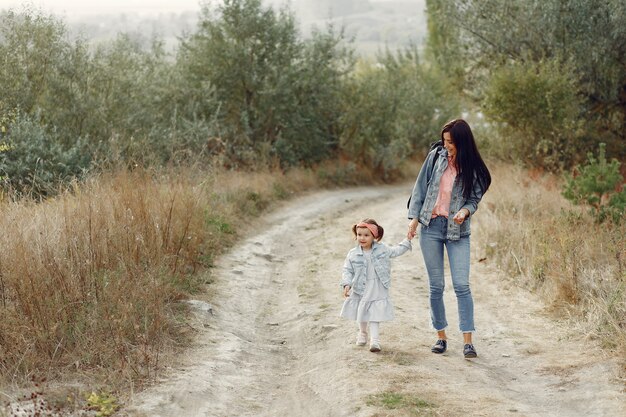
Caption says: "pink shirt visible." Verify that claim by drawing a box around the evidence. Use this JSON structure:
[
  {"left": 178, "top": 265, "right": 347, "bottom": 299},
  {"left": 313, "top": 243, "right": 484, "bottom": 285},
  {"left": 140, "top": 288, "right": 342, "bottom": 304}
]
[{"left": 431, "top": 156, "right": 457, "bottom": 218}]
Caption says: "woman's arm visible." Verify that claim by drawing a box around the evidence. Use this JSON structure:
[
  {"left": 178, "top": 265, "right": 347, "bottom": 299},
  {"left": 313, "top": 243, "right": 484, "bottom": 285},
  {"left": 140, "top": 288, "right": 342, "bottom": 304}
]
[
  {"left": 407, "top": 149, "right": 438, "bottom": 220},
  {"left": 460, "top": 175, "right": 486, "bottom": 217}
]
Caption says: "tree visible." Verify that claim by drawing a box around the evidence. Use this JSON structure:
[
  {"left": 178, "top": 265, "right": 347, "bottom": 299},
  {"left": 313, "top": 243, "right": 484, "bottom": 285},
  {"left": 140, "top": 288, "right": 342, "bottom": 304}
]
[
  {"left": 0, "top": 9, "right": 92, "bottom": 194},
  {"left": 339, "top": 47, "right": 457, "bottom": 179},
  {"left": 425, "top": 0, "right": 626, "bottom": 167},
  {"left": 178, "top": 0, "right": 352, "bottom": 167},
  {"left": 482, "top": 59, "right": 584, "bottom": 169}
]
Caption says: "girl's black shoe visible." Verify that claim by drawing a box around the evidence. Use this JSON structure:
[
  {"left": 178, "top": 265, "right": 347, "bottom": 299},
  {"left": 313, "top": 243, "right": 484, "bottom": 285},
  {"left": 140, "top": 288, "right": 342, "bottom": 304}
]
[
  {"left": 431, "top": 339, "right": 447, "bottom": 354},
  {"left": 463, "top": 343, "right": 477, "bottom": 358}
]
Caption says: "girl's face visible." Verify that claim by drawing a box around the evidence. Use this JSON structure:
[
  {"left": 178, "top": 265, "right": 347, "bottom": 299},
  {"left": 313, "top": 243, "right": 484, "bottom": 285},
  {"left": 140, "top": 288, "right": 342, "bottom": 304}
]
[
  {"left": 443, "top": 131, "right": 457, "bottom": 159},
  {"left": 356, "top": 227, "right": 375, "bottom": 250}
]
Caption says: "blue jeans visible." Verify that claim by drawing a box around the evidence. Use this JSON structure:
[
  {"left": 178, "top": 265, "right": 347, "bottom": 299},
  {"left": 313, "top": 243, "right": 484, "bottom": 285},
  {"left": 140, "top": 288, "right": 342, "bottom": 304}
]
[{"left": 419, "top": 216, "right": 474, "bottom": 333}]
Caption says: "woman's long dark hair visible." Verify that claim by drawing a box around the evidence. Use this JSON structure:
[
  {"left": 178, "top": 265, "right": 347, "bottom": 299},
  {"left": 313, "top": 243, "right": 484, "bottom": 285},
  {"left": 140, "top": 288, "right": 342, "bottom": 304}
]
[{"left": 441, "top": 119, "right": 491, "bottom": 199}]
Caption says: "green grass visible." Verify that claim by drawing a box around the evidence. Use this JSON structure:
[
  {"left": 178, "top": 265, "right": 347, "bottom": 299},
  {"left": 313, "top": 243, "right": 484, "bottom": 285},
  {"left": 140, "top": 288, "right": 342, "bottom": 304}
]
[
  {"left": 367, "top": 392, "right": 436, "bottom": 415},
  {"left": 205, "top": 213, "right": 235, "bottom": 235}
]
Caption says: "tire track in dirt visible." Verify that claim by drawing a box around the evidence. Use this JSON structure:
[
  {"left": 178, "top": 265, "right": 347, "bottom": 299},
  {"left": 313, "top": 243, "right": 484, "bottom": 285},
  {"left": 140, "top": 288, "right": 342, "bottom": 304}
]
[{"left": 122, "top": 185, "right": 625, "bottom": 417}]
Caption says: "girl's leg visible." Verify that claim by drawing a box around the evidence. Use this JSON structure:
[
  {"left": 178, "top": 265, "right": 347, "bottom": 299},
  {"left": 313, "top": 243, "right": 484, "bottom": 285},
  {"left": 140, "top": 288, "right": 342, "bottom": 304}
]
[
  {"left": 369, "top": 321, "right": 381, "bottom": 352},
  {"left": 356, "top": 322, "right": 368, "bottom": 345},
  {"left": 369, "top": 321, "right": 380, "bottom": 344},
  {"left": 419, "top": 218, "right": 448, "bottom": 332},
  {"left": 446, "top": 235, "right": 474, "bottom": 333},
  {"left": 359, "top": 322, "right": 368, "bottom": 334}
]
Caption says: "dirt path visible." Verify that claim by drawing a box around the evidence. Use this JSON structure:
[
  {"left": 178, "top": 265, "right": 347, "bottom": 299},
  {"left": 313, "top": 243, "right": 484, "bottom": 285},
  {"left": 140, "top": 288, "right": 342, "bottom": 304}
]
[{"left": 122, "top": 186, "right": 625, "bottom": 417}]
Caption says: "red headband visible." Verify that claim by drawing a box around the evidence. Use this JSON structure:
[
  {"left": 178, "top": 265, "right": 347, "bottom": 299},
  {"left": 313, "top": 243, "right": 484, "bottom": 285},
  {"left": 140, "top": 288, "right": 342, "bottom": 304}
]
[{"left": 356, "top": 222, "right": 379, "bottom": 238}]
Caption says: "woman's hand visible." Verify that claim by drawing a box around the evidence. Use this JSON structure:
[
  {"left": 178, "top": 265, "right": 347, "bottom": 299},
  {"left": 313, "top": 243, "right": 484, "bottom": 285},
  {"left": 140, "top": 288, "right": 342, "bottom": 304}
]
[
  {"left": 407, "top": 218, "right": 418, "bottom": 239},
  {"left": 453, "top": 208, "right": 470, "bottom": 225},
  {"left": 343, "top": 285, "right": 351, "bottom": 298}
]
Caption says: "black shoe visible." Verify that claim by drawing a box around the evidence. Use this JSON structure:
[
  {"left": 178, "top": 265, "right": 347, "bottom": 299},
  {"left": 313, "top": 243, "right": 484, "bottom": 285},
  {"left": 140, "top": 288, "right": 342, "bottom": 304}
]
[
  {"left": 463, "top": 343, "right": 477, "bottom": 358},
  {"left": 431, "top": 339, "right": 447, "bottom": 354}
]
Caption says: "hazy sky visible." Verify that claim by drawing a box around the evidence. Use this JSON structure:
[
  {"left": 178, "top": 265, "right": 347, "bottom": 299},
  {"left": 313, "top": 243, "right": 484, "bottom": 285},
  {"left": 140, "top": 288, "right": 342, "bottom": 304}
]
[
  {"left": 1, "top": 1, "right": 418, "bottom": 17},
  {"left": 1, "top": 0, "right": 203, "bottom": 16}
]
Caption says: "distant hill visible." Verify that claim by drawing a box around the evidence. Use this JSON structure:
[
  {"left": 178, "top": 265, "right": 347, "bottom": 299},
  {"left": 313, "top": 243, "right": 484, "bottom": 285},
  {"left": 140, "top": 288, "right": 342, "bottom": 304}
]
[
  {"left": 270, "top": 0, "right": 428, "bottom": 56},
  {"left": 8, "top": 0, "right": 427, "bottom": 57}
]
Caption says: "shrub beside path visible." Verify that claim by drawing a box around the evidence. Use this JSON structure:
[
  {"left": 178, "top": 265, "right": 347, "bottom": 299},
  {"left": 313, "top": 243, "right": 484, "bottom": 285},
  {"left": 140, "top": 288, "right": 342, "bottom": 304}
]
[{"left": 122, "top": 185, "right": 625, "bottom": 417}]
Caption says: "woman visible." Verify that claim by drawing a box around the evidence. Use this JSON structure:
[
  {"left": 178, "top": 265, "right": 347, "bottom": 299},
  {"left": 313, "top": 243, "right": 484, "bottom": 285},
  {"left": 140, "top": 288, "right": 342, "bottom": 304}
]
[{"left": 407, "top": 119, "right": 491, "bottom": 358}]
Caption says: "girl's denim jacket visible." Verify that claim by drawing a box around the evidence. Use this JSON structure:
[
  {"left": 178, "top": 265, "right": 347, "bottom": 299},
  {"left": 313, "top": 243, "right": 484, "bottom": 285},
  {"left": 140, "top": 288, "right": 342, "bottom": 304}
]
[
  {"left": 408, "top": 147, "right": 485, "bottom": 240},
  {"left": 340, "top": 239, "right": 412, "bottom": 296}
]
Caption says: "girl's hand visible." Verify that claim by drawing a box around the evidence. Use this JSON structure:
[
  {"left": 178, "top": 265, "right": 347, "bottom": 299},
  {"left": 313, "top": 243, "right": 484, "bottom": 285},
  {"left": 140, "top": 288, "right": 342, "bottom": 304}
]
[
  {"left": 343, "top": 285, "right": 351, "bottom": 298},
  {"left": 453, "top": 209, "right": 470, "bottom": 225},
  {"left": 407, "top": 218, "right": 418, "bottom": 239}
]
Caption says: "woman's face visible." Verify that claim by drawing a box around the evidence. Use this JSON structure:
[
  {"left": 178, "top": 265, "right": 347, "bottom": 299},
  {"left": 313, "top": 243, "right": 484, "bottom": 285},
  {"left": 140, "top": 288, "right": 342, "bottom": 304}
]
[
  {"left": 443, "top": 131, "right": 457, "bottom": 159},
  {"left": 356, "top": 227, "right": 375, "bottom": 250}
]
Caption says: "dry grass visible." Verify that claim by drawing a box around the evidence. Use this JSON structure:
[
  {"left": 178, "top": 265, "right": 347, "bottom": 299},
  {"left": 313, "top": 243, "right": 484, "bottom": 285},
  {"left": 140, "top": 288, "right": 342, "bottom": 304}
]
[
  {"left": 0, "top": 165, "right": 320, "bottom": 395},
  {"left": 475, "top": 161, "right": 626, "bottom": 357},
  {"left": 0, "top": 157, "right": 622, "bottom": 403}
]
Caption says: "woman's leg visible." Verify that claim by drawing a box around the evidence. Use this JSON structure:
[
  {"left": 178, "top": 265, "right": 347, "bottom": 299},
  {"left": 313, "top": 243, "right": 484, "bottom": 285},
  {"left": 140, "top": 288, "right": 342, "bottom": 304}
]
[
  {"left": 419, "top": 218, "right": 448, "bottom": 332},
  {"left": 446, "top": 235, "right": 474, "bottom": 333}
]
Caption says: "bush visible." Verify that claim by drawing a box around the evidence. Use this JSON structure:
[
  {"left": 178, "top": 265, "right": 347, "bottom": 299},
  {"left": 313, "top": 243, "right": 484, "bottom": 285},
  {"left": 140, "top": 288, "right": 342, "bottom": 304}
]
[
  {"left": 339, "top": 47, "right": 456, "bottom": 180},
  {"left": 482, "top": 59, "right": 585, "bottom": 170},
  {"left": 0, "top": 113, "right": 90, "bottom": 196},
  {"left": 562, "top": 143, "right": 625, "bottom": 223}
]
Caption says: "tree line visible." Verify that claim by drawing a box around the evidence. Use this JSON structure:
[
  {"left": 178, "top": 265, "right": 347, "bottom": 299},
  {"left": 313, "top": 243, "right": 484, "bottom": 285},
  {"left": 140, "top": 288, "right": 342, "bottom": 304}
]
[
  {"left": 0, "top": 0, "right": 451, "bottom": 196},
  {"left": 0, "top": 0, "right": 624, "bottom": 202}
]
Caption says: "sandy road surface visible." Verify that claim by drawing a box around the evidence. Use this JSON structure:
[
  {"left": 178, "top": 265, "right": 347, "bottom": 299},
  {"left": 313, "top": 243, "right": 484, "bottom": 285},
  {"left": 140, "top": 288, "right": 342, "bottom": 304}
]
[{"left": 122, "top": 185, "right": 625, "bottom": 417}]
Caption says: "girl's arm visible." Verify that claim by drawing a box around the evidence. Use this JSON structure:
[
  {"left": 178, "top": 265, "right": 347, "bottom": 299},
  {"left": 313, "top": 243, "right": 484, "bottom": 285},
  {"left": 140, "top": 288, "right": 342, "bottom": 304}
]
[
  {"left": 388, "top": 239, "right": 412, "bottom": 258},
  {"left": 340, "top": 256, "right": 354, "bottom": 289}
]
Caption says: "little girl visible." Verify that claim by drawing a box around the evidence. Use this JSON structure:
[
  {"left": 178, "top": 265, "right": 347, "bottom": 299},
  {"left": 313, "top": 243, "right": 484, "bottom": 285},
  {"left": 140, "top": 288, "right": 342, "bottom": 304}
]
[{"left": 340, "top": 218, "right": 412, "bottom": 352}]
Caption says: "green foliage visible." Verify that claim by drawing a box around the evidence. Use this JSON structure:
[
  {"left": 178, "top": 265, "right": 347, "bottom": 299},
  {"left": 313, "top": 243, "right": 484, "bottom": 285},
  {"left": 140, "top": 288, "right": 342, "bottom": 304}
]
[
  {"left": 424, "top": 0, "right": 466, "bottom": 92},
  {"left": 0, "top": 113, "right": 90, "bottom": 196},
  {"left": 366, "top": 392, "right": 436, "bottom": 415},
  {"left": 426, "top": 0, "right": 626, "bottom": 168},
  {"left": 563, "top": 143, "right": 625, "bottom": 223},
  {"left": 483, "top": 59, "right": 584, "bottom": 169},
  {"left": 85, "top": 34, "right": 214, "bottom": 165},
  {"left": 0, "top": 9, "right": 71, "bottom": 116},
  {"left": 178, "top": 0, "right": 352, "bottom": 168},
  {"left": 339, "top": 47, "right": 456, "bottom": 179},
  {"left": 0, "top": 8, "right": 219, "bottom": 194},
  {"left": 86, "top": 391, "right": 119, "bottom": 417},
  {"left": 0, "top": 2, "right": 453, "bottom": 195}
]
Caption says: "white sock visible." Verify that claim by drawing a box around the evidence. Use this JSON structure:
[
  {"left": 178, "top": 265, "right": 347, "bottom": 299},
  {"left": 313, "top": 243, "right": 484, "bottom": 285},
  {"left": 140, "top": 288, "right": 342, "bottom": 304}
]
[
  {"left": 369, "top": 321, "right": 380, "bottom": 343},
  {"left": 359, "top": 322, "right": 368, "bottom": 335}
]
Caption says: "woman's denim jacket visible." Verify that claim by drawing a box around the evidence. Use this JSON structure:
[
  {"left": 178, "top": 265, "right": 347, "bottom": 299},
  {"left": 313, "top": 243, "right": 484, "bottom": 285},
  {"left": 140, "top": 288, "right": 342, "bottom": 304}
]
[
  {"left": 407, "top": 147, "right": 485, "bottom": 240},
  {"left": 340, "top": 239, "right": 411, "bottom": 296}
]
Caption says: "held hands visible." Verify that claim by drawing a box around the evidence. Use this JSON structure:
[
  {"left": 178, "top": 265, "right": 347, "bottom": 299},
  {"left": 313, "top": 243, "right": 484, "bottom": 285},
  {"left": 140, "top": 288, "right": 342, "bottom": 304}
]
[
  {"left": 407, "top": 218, "right": 418, "bottom": 240},
  {"left": 453, "top": 208, "right": 470, "bottom": 225},
  {"left": 343, "top": 285, "right": 351, "bottom": 298}
]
